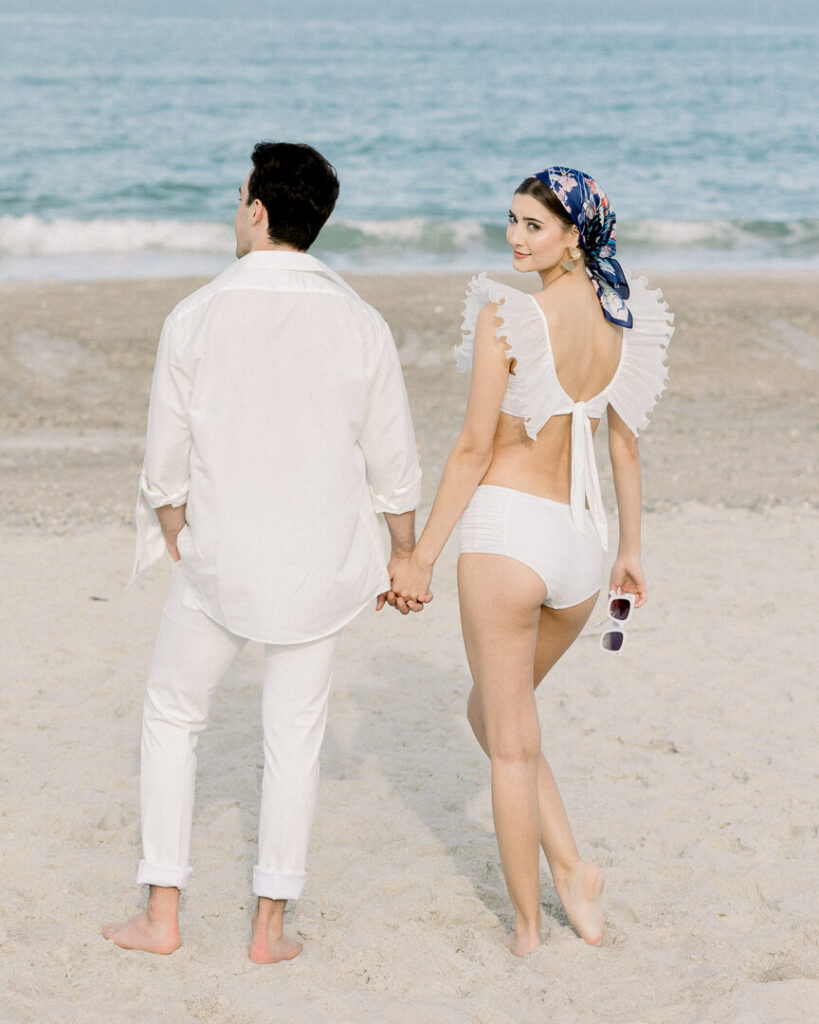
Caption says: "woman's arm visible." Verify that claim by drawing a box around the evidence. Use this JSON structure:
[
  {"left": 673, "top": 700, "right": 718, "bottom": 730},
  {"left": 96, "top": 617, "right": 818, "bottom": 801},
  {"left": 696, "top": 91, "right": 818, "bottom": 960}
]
[
  {"left": 388, "top": 303, "right": 510, "bottom": 604},
  {"left": 607, "top": 404, "right": 647, "bottom": 606}
]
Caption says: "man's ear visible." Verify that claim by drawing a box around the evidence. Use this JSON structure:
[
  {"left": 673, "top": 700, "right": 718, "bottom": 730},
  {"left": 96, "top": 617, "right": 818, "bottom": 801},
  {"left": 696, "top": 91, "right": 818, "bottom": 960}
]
[{"left": 250, "top": 198, "right": 265, "bottom": 226}]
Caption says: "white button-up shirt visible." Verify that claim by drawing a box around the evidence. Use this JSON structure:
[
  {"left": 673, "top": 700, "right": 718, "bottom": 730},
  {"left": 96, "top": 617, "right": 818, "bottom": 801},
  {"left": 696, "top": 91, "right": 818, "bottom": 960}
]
[{"left": 131, "top": 250, "right": 422, "bottom": 644}]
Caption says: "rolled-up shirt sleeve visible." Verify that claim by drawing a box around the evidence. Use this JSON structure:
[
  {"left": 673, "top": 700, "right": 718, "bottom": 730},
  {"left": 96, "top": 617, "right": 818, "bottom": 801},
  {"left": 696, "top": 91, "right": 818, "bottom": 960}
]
[
  {"left": 130, "top": 313, "right": 194, "bottom": 582},
  {"left": 358, "top": 321, "right": 422, "bottom": 515}
]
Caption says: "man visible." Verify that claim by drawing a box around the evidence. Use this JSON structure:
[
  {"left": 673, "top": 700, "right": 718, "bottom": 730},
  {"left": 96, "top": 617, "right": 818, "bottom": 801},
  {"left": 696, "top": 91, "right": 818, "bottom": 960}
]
[{"left": 103, "top": 142, "right": 423, "bottom": 962}]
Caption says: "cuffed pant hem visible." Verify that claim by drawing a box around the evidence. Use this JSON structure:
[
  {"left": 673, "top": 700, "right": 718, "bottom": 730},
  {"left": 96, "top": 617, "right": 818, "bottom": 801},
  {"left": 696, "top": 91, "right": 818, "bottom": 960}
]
[
  {"left": 137, "top": 859, "right": 192, "bottom": 890},
  {"left": 253, "top": 866, "right": 306, "bottom": 901}
]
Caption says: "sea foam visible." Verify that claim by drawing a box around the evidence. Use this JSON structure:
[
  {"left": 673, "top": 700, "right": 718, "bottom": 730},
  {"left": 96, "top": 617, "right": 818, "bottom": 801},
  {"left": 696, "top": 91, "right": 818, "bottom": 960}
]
[{"left": 1, "top": 215, "right": 817, "bottom": 281}]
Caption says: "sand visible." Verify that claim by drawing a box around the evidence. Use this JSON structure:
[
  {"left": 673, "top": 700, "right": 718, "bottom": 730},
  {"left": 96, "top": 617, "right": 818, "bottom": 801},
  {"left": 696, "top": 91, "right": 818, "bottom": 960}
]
[{"left": 1, "top": 270, "right": 818, "bottom": 1023}]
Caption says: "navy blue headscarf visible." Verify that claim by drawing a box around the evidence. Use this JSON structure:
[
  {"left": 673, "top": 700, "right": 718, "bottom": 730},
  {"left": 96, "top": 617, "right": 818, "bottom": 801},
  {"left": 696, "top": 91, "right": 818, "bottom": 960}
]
[{"left": 534, "top": 166, "right": 632, "bottom": 329}]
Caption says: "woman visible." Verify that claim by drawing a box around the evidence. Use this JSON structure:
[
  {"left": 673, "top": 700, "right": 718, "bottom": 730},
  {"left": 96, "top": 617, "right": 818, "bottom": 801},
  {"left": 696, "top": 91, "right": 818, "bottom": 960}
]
[{"left": 388, "top": 167, "right": 672, "bottom": 956}]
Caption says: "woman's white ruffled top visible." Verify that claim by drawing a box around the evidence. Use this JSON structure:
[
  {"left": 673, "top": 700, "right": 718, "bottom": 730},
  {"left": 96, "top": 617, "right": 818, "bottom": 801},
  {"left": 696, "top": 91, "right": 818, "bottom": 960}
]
[{"left": 455, "top": 272, "right": 673, "bottom": 550}]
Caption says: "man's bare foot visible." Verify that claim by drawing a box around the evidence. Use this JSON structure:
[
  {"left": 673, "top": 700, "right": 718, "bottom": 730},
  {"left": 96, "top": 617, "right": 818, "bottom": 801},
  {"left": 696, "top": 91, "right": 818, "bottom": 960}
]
[
  {"left": 102, "top": 885, "right": 181, "bottom": 955},
  {"left": 553, "top": 860, "right": 605, "bottom": 945},
  {"left": 102, "top": 909, "right": 180, "bottom": 954},
  {"left": 248, "top": 899, "right": 303, "bottom": 964}
]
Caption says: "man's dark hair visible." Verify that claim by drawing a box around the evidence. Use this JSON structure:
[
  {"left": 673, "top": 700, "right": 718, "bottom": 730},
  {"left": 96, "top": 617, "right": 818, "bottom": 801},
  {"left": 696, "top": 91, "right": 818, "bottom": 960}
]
[{"left": 247, "top": 142, "right": 339, "bottom": 251}]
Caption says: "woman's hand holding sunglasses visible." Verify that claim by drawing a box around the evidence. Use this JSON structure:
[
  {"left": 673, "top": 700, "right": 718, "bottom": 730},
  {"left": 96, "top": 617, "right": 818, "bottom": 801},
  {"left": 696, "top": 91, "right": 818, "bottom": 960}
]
[
  {"left": 602, "top": 555, "right": 646, "bottom": 654},
  {"left": 608, "top": 554, "right": 646, "bottom": 608}
]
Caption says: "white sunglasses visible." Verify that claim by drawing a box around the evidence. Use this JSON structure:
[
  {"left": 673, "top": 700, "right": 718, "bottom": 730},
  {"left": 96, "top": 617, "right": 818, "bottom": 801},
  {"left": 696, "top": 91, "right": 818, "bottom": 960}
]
[{"left": 600, "top": 591, "right": 635, "bottom": 654}]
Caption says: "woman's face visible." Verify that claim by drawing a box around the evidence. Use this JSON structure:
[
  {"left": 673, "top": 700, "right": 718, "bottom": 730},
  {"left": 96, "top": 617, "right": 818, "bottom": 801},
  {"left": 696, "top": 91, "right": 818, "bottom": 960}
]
[{"left": 506, "top": 192, "right": 578, "bottom": 274}]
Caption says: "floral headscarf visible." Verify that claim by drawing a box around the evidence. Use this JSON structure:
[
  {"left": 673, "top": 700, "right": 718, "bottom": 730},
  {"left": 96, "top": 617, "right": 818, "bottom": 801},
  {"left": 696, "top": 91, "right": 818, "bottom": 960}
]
[{"left": 534, "top": 166, "right": 632, "bottom": 329}]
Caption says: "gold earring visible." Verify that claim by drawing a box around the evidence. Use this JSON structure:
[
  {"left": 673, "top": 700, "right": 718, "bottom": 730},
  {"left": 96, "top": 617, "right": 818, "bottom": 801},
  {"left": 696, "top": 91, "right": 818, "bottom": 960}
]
[{"left": 561, "top": 246, "right": 582, "bottom": 271}]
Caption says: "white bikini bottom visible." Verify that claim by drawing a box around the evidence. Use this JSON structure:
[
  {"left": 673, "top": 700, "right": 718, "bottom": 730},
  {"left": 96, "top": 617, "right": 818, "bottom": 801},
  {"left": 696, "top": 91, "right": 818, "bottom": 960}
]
[{"left": 459, "top": 484, "right": 604, "bottom": 610}]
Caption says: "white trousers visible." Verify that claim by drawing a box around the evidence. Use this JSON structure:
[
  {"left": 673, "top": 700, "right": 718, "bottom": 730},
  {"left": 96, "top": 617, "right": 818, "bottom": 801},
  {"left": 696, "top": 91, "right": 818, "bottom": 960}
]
[{"left": 136, "top": 565, "right": 341, "bottom": 900}]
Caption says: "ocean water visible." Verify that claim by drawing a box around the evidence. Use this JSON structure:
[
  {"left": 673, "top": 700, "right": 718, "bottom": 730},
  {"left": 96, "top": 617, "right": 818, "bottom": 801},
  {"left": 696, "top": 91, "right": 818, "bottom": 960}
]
[{"left": 1, "top": 0, "right": 817, "bottom": 280}]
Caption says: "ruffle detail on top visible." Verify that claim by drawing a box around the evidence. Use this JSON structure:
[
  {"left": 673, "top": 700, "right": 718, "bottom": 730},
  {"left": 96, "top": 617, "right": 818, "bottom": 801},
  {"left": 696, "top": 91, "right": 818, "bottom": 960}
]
[
  {"left": 456, "top": 272, "right": 503, "bottom": 372},
  {"left": 456, "top": 272, "right": 562, "bottom": 440},
  {"left": 456, "top": 271, "right": 673, "bottom": 441},
  {"left": 606, "top": 275, "right": 674, "bottom": 436}
]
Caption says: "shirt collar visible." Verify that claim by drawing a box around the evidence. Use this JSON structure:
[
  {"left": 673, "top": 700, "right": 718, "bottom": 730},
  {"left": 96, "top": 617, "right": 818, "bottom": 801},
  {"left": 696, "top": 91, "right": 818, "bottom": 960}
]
[
  {"left": 239, "top": 249, "right": 330, "bottom": 274},
  {"left": 237, "top": 249, "right": 353, "bottom": 292}
]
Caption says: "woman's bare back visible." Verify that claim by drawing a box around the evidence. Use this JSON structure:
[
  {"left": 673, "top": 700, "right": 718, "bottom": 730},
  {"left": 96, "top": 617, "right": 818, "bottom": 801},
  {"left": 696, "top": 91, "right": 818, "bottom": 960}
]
[{"left": 482, "top": 273, "right": 623, "bottom": 503}]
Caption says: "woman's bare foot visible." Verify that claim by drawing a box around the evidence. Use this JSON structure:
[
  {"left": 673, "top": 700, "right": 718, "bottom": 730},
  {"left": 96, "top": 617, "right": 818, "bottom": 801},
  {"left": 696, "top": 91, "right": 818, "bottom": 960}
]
[
  {"left": 553, "top": 860, "right": 605, "bottom": 945},
  {"left": 504, "top": 929, "right": 541, "bottom": 958},
  {"left": 248, "top": 898, "right": 303, "bottom": 964},
  {"left": 102, "top": 885, "right": 181, "bottom": 954},
  {"left": 504, "top": 910, "right": 542, "bottom": 958}
]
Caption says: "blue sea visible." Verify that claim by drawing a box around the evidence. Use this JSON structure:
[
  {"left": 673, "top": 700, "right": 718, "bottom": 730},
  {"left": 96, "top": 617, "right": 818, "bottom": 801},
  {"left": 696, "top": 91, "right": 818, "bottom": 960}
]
[{"left": 1, "top": 0, "right": 817, "bottom": 280}]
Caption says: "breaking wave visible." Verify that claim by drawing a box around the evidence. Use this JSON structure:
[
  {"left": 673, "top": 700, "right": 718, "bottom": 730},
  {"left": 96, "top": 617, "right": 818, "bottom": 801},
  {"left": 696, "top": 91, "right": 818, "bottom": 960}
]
[{"left": 1, "top": 215, "right": 817, "bottom": 280}]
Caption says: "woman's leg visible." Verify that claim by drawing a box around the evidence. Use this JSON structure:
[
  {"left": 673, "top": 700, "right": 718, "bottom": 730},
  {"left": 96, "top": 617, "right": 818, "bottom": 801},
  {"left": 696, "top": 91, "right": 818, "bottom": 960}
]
[
  {"left": 458, "top": 552, "right": 548, "bottom": 956},
  {"left": 466, "top": 592, "right": 605, "bottom": 944},
  {"left": 531, "top": 599, "right": 605, "bottom": 944}
]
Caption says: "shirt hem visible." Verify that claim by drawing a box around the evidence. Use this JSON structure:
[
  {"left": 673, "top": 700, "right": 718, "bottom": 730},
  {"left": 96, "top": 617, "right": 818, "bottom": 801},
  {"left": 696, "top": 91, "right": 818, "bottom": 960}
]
[{"left": 188, "top": 583, "right": 387, "bottom": 646}]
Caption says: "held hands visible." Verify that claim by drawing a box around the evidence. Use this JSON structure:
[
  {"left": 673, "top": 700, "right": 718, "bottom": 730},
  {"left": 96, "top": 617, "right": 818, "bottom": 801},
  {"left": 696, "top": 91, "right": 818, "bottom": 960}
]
[
  {"left": 375, "top": 550, "right": 434, "bottom": 615},
  {"left": 609, "top": 553, "right": 647, "bottom": 608}
]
